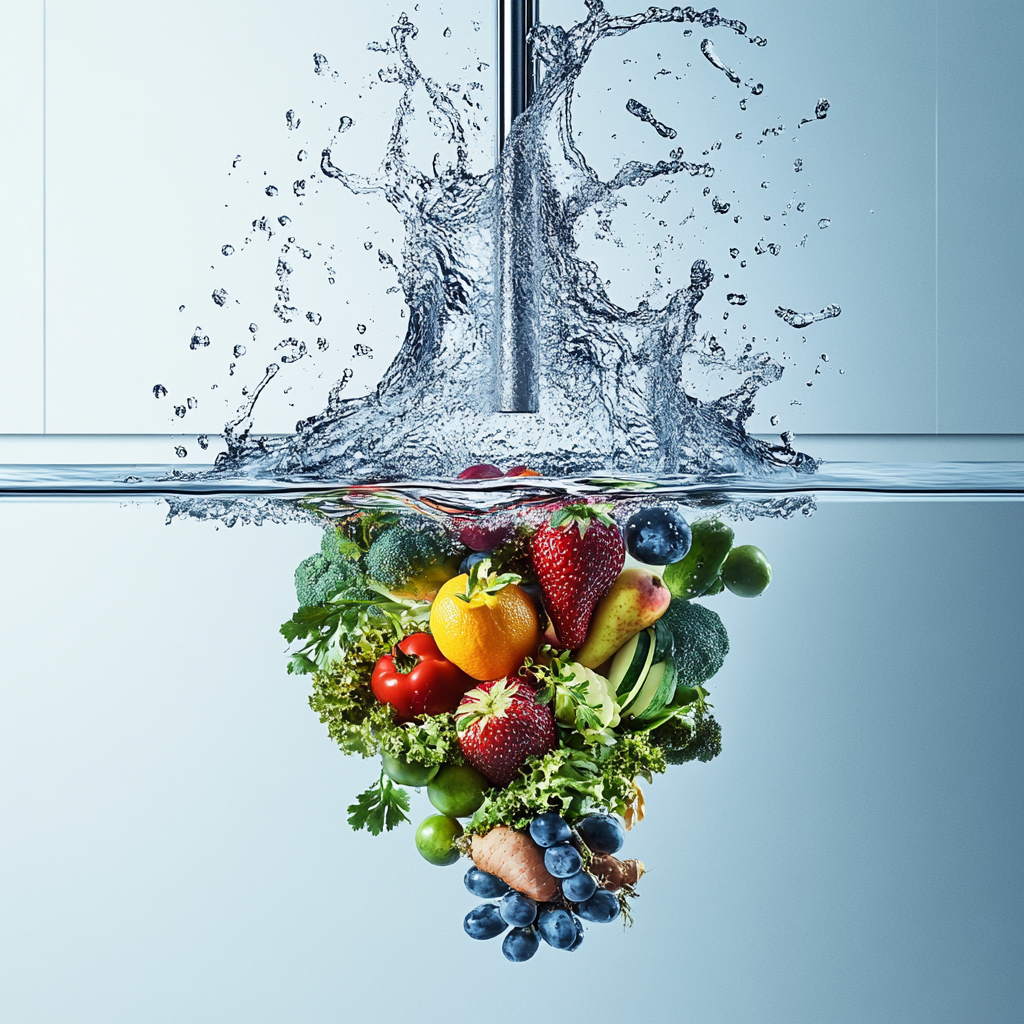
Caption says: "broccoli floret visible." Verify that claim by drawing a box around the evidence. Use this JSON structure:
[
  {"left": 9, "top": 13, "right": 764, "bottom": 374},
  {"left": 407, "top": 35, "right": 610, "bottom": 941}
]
[
  {"left": 660, "top": 598, "right": 730, "bottom": 687},
  {"left": 294, "top": 551, "right": 359, "bottom": 607},
  {"left": 364, "top": 521, "right": 462, "bottom": 599},
  {"left": 651, "top": 711, "right": 722, "bottom": 765}
]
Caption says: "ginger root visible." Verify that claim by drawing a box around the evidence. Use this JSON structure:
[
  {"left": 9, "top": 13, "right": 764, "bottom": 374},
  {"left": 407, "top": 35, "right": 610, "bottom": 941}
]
[
  {"left": 591, "top": 853, "right": 645, "bottom": 891},
  {"left": 470, "top": 826, "right": 560, "bottom": 902}
]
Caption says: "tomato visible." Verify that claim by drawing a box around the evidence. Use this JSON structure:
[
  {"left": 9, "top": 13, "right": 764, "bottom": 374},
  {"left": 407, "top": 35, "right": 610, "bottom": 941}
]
[{"left": 371, "top": 633, "right": 474, "bottom": 719}]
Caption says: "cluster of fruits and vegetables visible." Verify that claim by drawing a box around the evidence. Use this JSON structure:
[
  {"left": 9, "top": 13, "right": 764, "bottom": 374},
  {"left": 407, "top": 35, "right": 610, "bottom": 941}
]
[{"left": 281, "top": 477, "right": 772, "bottom": 961}]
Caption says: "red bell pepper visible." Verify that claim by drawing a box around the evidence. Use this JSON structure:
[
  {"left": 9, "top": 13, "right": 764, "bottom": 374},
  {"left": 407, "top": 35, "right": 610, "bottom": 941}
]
[{"left": 371, "top": 633, "right": 474, "bottom": 719}]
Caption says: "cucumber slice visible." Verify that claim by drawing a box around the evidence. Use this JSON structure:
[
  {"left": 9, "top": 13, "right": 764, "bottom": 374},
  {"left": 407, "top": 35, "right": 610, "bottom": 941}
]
[
  {"left": 632, "top": 658, "right": 678, "bottom": 723},
  {"left": 652, "top": 616, "right": 675, "bottom": 664},
  {"left": 609, "top": 628, "right": 655, "bottom": 705},
  {"left": 625, "top": 656, "right": 677, "bottom": 721}
]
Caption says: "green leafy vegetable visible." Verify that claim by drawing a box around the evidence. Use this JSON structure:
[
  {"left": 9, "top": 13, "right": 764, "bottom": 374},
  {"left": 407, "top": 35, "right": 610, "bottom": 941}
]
[
  {"left": 347, "top": 772, "right": 411, "bottom": 835},
  {"left": 466, "top": 733, "right": 666, "bottom": 835}
]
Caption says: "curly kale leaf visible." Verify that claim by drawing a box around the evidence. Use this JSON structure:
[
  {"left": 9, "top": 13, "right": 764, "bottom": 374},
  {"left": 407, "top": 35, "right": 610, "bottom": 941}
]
[
  {"left": 281, "top": 584, "right": 430, "bottom": 675},
  {"left": 347, "top": 772, "right": 411, "bottom": 835},
  {"left": 376, "top": 713, "right": 463, "bottom": 769},
  {"left": 465, "top": 734, "right": 667, "bottom": 835}
]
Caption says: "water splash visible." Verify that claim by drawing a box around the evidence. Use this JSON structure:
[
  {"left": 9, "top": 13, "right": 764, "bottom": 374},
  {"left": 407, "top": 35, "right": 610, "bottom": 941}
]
[
  {"left": 203, "top": 4, "right": 831, "bottom": 484},
  {"left": 625, "top": 98, "right": 678, "bottom": 139}
]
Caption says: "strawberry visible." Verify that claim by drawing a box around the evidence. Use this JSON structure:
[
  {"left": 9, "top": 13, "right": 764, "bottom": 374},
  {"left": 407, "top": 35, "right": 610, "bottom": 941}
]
[
  {"left": 529, "top": 503, "right": 625, "bottom": 648},
  {"left": 456, "top": 678, "right": 556, "bottom": 787}
]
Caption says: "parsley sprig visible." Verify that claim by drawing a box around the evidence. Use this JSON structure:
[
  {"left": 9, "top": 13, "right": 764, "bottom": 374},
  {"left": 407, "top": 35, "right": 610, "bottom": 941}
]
[{"left": 347, "top": 772, "right": 411, "bottom": 835}]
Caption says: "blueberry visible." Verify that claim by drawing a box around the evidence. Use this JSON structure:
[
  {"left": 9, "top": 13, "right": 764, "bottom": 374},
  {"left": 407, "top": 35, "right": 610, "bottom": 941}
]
[
  {"left": 561, "top": 870, "right": 598, "bottom": 904},
  {"left": 577, "top": 889, "right": 621, "bottom": 925},
  {"left": 577, "top": 813, "right": 625, "bottom": 855},
  {"left": 624, "top": 506, "right": 692, "bottom": 565},
  {"left": 544, "top": 843, "right": 583, "bottom": 878},
  {"left": 464, "top": 867, "right": 510, "bottom": 899},
  {"left": 464, "top": 903, "right": 508, "bottom": 940},
  {"left": 502, "top": 926, "right": 540, "bottom": 962},
  {"left": 529, "top": 812, "right": 572, "bottom": 848},
  {"left": 499, "top": 891, "right": 537, "bottom": 927},
  {"left": 459, "top": 550, "right": 490, "bottom": 576},
  {"left": 536, "top": 907, "right": 577, "bottom": 949}
]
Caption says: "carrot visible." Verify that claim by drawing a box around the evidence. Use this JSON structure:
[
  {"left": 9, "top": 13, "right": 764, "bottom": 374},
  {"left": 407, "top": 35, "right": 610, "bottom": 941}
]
[
  {"left": 470, "top": 826, "right": 560, "bottom": 902},
  {"left": 591, "top": 853, "right": 645, "bottom": 891}
]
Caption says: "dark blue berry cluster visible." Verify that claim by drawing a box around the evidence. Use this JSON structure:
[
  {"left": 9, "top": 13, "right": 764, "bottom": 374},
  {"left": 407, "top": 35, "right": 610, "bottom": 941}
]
[{"left": 462, "top": 812, "right": 631, "bottom": 962}]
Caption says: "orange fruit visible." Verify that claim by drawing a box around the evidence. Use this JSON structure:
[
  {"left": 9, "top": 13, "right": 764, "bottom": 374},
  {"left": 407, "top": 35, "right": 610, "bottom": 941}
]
[{"left": 430, "top": 568, "right": 540, "bottom": 681}]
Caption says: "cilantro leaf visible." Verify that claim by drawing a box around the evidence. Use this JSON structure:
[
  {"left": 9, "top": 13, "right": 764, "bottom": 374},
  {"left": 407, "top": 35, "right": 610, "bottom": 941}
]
[{"left": 347, "top": 774, "right": 411, "bottom": 836}]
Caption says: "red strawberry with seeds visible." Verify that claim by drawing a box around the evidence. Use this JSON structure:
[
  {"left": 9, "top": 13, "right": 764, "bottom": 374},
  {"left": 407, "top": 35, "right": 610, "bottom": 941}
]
[
  {"left": 456, "top": 678, "right": 556, "bottom": 787},
  {"left": 529, "top": 503, "right": 625, "bottom": 649}
]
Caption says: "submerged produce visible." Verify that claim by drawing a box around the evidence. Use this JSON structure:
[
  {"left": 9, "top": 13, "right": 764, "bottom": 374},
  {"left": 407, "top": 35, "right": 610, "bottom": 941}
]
[{"left": 281, "top": 488, "right": 772, "bottom": 961}]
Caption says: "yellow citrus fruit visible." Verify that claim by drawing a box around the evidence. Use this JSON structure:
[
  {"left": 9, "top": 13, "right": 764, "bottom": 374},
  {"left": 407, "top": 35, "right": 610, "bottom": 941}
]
[{"left": 430, "top": 572, "right": 540, "bottom": 681}]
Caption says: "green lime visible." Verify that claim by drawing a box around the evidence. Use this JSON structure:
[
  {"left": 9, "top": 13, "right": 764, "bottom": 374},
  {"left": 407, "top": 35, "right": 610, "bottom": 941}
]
[
  {"left": 722, "top": 544, "right": 772, "bottom": 597},
  {"left": 427, "top": 764, "right": 490, "bottom": 817},
  {"left": 381, "top": 750, "right": 439, "bottom": 787},
  {"left": 415, "top": 814, "right": 463, "bottom": 866},
  {"left": 663, "top": 519, "right": 734, "bottom": 599}
]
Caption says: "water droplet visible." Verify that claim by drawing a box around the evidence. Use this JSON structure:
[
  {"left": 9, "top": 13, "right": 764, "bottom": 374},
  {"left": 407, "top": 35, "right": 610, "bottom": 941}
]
[
  {"left": 815, "top": 98, "right": 830, "bottom": 119},
  {"left": 839, "top": 368, "right": 846, "bottom": 374},
  {"left": 761, "top": 181, "right": 770, "bottom": 188},
  {"left": 794, "top": 158, "right": 803, "bottom": 173},
  {"left": 818, "top": 218, "right": 831, "bottom": 230},
  {"left": 338, "top": 116, "right": 354, "bottom": 133},
  {"left": 187, "top": 396, "right": 197, "bottom": 409},
  {"left": 233, "top": 344, "right": 246, "bottom": 358},
  {"left": 363, "top": 241, "right": 373, "bottom": 250},
  {"left": 770, "top": 415, "right": 779, "bottom": 426},
  {"left": 278, "top": 215, "right": 291, "bottom": 226},
  {"left": 221, "top": 244, "right": 234, "bottom": 256},
  {"left": 305, "top": 311, "right": 322, "bottom": 325},
  {"left": 751, "top": 83, "right": 764, "bottom": 95},
  {"left": 712, "top": 196, "right": 731, "bottom": 214},
  {"left": 797, "top": 202, "right": 806, "bottom": 212},
  {"left": 197, "top": 434, "right": 210, "bottom": 450},
  {"left": 297, "top": 149, "right": 307, "bottom": 162},
  {"left": 265, "top": 185, "right": 278, "bottom": 197},
  {"left": 174, "top": 404, "right": 186, "bottom": 418},
  {"left": 356, "top": 323, "right": 367, "bottom": 334},
  {"left": 740, "top": 260, "right": 747, "bottom": 267},
  {"left": 285, "top": 109, "right": 300, "bottom": 130},
  {"left": 249, "top": 323, "right": 258, "bottom": 334},
  {"left": 726, "top": 293, "right": 748, "bottom": 305},
  {"left": 768, "top": 242, "right": 781, "bottom": 256},
  {"left": 275, "top": 338, "right": 307, "bottom": 363},
  {"left": 781, "top": 430, "right": 794, "bottom": 446},
  {"left": 443, "top": 26, "right": 451, "bottom": 37},
  {"left": 190, "top": 328, "right": 210, "bottom": 350},
  {"left": 729, "top": 247, "right": 739, "bottom": 258},
  {"left": 739, "top": 98, "right": 747, "bottom": 110},
  {"left": 820, "top": 353, "right": 829, "bottom": 361},
  {"left": 174, "top": 446, "right": 187, "bottom": 458},
  {"left": 313, "top": 53, "right": 330, "bottom": 76},
  {"left": 293, "top": 179, "right": 306, "bottom": 197},
  {"left": 212, "top": 288, "right": 228, "bottom": 306},
  {"left": 317, "top": 337, "right": 329, "bottom": 351},
  {"left": 152, "top": 385, "right": 167, "bottom": 398},
  {"left": 354, "top": 343, "right": 373, "bottom": 358},
  {"left": 178, "top": 304, "right": 185, "bottom": 312},
  {"left": 231, "top": 155, "right": 242, "bottom": 168}
]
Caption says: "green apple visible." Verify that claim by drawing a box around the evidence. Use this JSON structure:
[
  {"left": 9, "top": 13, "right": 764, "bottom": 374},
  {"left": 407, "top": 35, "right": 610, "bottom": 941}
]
[
  {"left": 415, "top": 814, "right": 463, "bottom": 866},
  {"left": 427, "top": 764, "right": 490, "bottom": 817},
  {"left": 722, "top": 544, "right": 772, "bottom": 597},
  {"left": 381, "top": 750, "right": 438, "bottom": 787}
]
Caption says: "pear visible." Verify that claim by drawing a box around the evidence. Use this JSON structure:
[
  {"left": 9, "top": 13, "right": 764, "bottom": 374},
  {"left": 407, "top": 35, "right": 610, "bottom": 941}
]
[{"left": 574, "top": 569, "right": 671, "bottom": 668}]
